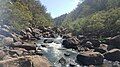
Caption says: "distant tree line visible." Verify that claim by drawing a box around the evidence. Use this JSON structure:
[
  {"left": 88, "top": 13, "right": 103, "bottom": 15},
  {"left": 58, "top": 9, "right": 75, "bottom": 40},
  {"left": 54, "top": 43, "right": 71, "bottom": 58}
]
[{"left": 54, "top": 0, "right": 120, "bottom": 37}]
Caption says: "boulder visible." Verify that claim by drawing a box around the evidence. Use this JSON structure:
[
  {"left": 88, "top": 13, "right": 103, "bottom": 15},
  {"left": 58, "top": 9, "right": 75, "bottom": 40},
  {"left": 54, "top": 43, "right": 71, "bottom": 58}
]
[
  {"left": 64, "top": 52, "right": 70, "bottom": 56},
  {"left": 0, "top": 50, "right": 6, "bottom": 58},
  {"left": 35, "top": 51, "right": 43, "bottom": 56},
  {"left": 20, "top": 30, "right": 26, "bottom": 36},
  {"left": 99, "top": 44, "right": 108, "bottom": 51},
  {"left": 89, "top": 38, "right": 101, "bottom": 48},
  {"left": 77, "top": 35, "right": 85, "bottom": 40},
  {"left": 82, "top": 41, "right": 94, "bottom": 49},
  {"left": 43, "top": 39, "right": 54, "bottom": 43},
  {"left": 13, "top": 41, "right": 23, "bottom": 46},
  {"left": 33, "top": 29, "right": 40, "bottom": 34},
  {"left": 62, "top": 36, "right": 80, "bottom": 49},
  {"left": 94, "top": 48, "right": 107, "bottom": 54},
  {"left": 29, "top": 55, "right": 51, "bottom": 67},
  {"left": 11, "top": 33, "right": 22, "bottom": 42},
  {"left": 26, "top": 32, "right": 33, "bottom": 39},
  {"left": 76, "top": 51, "right": 104, "bottom": 65},
  {"left": 11, "top": 44, "right": 36, "bottom": 50},
  {"left": 94, "top": 44, "right": 108, "bottom": 54},
  {"left": 9, "top": 50, "right": 23, "bottom": 56},
  {"left": 106, "top": 35, "right": 120, "bottom": 48},
  {"left": 69, "top": 63, "right": 76, "bottom": 67},
  {"left": 2, "top": 37, "right": 14, "bottom": 46},
  {"left": 41, "top": 44, "right": 47, "bottom": 47},
  {"left": 62, "top": 33, "right": 72, "bottom": 39},
  {"left": 104, "top": 49, "right": 120, "bottom": 62},
  {"left": 58, "top": 57, "right": 66, "bottom": 65},
  {"left": 25, "top": 27, "right": 32, "bottom": 33}
]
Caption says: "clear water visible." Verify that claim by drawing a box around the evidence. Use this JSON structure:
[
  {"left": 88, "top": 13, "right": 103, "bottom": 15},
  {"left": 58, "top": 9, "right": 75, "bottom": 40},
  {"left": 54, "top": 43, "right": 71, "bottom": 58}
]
[
  {"left": 37, "top": 36, "right": 120, "bottom": 67},
  {"left": 37, "top": 36, "right": 79, "bottom": 67}
]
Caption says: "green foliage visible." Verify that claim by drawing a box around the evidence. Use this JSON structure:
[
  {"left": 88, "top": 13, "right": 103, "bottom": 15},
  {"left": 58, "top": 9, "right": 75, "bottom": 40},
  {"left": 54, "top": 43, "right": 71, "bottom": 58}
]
[
  {"left": 54, "top": 14, "right": 67, "bottom": 26},
  {"left": 54, "top": 0, "right": 120, "bottom": 37},
  {"left": 0, "top": 0, "right": 53, "bottom": 30},
  {"left": 73, "top": 8, "right": 120, "bottom": 36}
]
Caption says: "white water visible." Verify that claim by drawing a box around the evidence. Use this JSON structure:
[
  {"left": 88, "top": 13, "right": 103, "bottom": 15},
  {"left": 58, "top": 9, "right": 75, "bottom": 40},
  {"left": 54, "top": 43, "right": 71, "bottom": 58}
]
[
  {"left": 37, "top": 36, "right": 80, "bottom": 67},
  {"left": 37, "top": 36, "right": 120, "bottom": 67}
]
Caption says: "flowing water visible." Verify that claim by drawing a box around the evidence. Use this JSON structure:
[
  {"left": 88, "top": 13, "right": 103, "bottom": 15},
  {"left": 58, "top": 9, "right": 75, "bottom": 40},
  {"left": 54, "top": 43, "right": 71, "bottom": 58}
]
[
  {"left": 36, "top": 36, "right": 120, "bottom": 67},
  {"left": 37, "top": 36, "right": 80, "bottom": 67}
]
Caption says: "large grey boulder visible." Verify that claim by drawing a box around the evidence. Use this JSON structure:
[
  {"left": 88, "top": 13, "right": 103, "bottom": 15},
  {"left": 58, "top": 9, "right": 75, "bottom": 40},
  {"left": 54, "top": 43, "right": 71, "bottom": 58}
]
[
  {"left": 62, "top": 36, "right": 80, "bottom": 49},
  {"left": 106, "top": 35, "right": 120, "bottom": 48},
  {"left": 2, "top": 37, "right": 14, "bottom": 46},
  {"left": 76, "top": 51, "right": 104, "bottom": 65},
  {"left": 104, "top": 49, "right": 120, "bottom": 62}
]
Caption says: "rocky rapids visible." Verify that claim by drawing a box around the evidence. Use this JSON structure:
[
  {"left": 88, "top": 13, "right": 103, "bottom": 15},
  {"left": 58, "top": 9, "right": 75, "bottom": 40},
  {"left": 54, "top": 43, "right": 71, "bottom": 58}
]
[{"left": 0, "top": 25, "right": 120, "bottom": 67}]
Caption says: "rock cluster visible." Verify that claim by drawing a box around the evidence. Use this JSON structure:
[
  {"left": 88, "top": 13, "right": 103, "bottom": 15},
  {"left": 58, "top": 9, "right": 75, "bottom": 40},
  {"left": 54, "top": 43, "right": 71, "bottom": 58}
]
[{"left": 1, "top": 25, "right": 120, "bottom": 66}]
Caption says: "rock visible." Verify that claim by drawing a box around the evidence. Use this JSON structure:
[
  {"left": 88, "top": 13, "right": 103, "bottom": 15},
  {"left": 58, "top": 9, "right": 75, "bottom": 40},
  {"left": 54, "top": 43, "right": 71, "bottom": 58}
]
[
  {"left": 26, "top": 32, "right": 33, "bottom": 39},
  {"left": 64, "top": 52, "right": 70, "bottom": 56},
  {"left": 106, "top": 35, "right": 120, "bottom": 48},
  {"left": 77, "top": 35, "right": 85, "bottom": 40},
  {"left": 34, "top": 33, "right": 41, "bottom": 40},
  {"left": 13, "top": 41, "right": 23, "bottom": 46},
  {"left": 20, "top": 30, "right": 26, "bottom": 36},
  {"left": 41, "top": 45, "right": 47, "bottom": 47},
  {"left": 94, "top": 44, "right": 108, "bottom": 54},
  {"left": 2, "top": 37, "right": 14, "bottom": 46},
  {"left": 58, "top": 57, "right": 66, "bottom": 65},
  {"left": 89, "top": 38, "right": 101, "bottom": 48},
  {"left": 69, "top": 59, "right": 77, "bottom": 67},
  {"left": 69, "top": 63, "right": 76, "bottom": 67},
  {"left": 50, "top": 33, "right": 56, "bottom": 38},
  {"left": 99, "top": 44, "right": 108, "bottom": 51},
  {"left": 62, "top": 36, "right": 80, "bottom": 49},
  {"left": 76, "top": 51, "right": 104, "bottom": 65},
  {"left": 62, "top": 33, "right": 72, "bottom": 39},
  {"left": 82, "top": 41, "right": 94, "bottom": 49},
  {"left": 35, "top": 51, "right": 43, "bottom": 56},
  {"left": 104, "top": 49, "right": 120, "bottom": 62},
  {"left": 28, "top": 50, "right": 36, "bottom": 55},
  {"left": 43, "top": 39, "right": 54, "bottom": 43},
  {"left": 94, "top": 48, "right": 107, "bottom": 54},
  {"left": 11, "top": 44, "right": 36, "bottom": 50},
  {"left": 9, "top": 50, "right": 24, "bottom": 56},
  {"left": 11, "top": 33, "right": 22, "bottom": 42},
  {"left": 29, "top": 55, "right": 51, "bottom": 67},
  {"left": 25, "top": 27, "right": 32, "bottom": 33},
  {"left": 20, "top": 60, "right": 32, "bottom": 67},
  {"left": 13, "top": 48, "right": 27, "bottom": 52},
  {"left": 0, "top": 50, "right": 6, "bottom": 58},
  {"left": 58, "top": 48, "right": 66, "bottom": 50},
  {"left": 33, "top": 29, "right": 40, "bottom": 34}
]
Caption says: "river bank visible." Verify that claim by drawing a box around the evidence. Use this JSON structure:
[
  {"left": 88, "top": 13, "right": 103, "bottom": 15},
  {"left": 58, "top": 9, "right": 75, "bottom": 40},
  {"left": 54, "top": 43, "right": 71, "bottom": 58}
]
[{"left": 0, "top": 25, "right": 120, "bottom": 67}]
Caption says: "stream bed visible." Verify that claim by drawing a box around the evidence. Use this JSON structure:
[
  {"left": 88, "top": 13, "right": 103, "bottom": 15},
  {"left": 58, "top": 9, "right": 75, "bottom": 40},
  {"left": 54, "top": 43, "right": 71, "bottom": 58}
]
[{"left": 36, "top": 36, "right": 120, "bottom": 67}]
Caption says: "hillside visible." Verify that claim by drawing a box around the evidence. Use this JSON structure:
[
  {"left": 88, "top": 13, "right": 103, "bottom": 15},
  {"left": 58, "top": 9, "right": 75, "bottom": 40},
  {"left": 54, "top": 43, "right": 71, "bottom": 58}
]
[
  {"left": 54, "top": 0, "right": 120, "bottom": 37},
  {"left": 0, "top": 0, "right": 53, "bottom": 31}
]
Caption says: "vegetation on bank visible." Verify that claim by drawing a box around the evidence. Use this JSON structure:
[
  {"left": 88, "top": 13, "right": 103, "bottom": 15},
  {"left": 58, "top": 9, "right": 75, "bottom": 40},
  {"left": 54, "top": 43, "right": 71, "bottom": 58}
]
[
  {"left": 0, "top": 0, "right": 120, "bottom": 38},
  {"left": 54, "top": 0, "right": 120, "bottom": 37},
  {"left": 0, "top": 0, "right": 53, "bottom": 30}
]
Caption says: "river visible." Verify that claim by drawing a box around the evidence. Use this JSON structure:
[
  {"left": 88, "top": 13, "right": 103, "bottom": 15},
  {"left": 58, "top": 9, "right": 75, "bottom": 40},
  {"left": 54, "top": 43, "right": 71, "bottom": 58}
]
[{"left": 36, "top": 36, "right": 120, "bottom": 67}]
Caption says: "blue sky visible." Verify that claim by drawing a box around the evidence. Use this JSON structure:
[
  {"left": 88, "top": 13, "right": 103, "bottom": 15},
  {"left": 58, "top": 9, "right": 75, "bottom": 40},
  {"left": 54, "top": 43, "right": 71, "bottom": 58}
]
[{"left": 40, "top": 0, "right": 80, "bottom": 18}]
